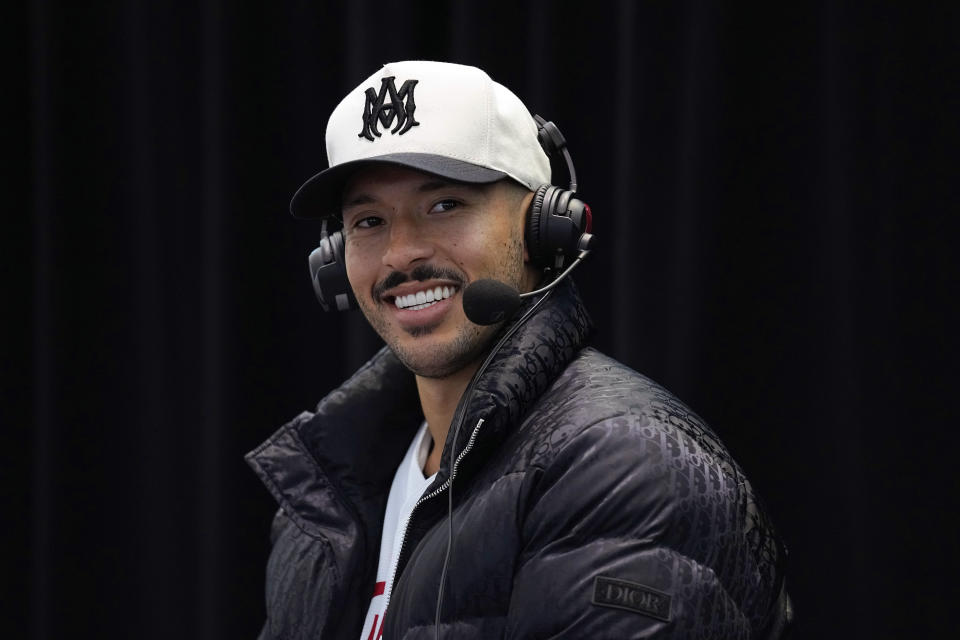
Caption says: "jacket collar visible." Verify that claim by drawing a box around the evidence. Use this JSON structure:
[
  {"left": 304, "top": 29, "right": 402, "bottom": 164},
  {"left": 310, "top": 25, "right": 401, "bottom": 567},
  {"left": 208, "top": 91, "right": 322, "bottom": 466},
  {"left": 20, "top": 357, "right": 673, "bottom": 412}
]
[
  {"left": 246, "top": 277, "right": 594, "bottom": 534},
  {"left": 433, "top": 277, "right": 594, "bottom": 481}
]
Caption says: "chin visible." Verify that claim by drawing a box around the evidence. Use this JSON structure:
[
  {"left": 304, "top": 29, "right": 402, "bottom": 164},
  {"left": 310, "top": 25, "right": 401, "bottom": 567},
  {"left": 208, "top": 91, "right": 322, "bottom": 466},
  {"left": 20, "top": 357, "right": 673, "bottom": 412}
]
[{"left": 389, "top": 325, "right": 491, "bottom": 379}]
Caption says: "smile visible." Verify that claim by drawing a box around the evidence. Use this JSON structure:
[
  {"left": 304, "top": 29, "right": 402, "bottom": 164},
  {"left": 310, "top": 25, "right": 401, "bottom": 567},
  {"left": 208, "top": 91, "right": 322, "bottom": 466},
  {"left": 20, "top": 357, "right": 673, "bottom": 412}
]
[{"left": 394, "top": 285, "right": 457, "bottom": 310}]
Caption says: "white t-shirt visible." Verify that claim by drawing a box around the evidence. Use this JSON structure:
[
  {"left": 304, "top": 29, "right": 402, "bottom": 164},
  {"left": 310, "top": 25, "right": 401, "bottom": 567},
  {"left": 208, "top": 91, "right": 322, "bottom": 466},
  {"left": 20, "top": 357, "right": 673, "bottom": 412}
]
[{"left": 359, "top": 422, "right": 436, "bottom": 640}]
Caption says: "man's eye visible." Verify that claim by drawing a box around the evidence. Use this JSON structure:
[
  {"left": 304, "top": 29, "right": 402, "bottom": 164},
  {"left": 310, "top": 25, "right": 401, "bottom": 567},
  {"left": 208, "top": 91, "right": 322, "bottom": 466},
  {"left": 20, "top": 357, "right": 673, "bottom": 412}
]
[
  {"left": 429, "top": 199, "right": 460, "bottom": 214},
  {"left": 353, "top": 216, "right": 384, "bottom": 229}
]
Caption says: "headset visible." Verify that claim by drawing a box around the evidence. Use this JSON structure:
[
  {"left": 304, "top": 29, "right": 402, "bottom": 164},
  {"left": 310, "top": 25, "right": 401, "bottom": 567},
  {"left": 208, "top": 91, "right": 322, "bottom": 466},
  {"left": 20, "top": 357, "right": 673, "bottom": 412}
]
[{"left": 306, "top": 115, "right": 593, "bottom": 312}]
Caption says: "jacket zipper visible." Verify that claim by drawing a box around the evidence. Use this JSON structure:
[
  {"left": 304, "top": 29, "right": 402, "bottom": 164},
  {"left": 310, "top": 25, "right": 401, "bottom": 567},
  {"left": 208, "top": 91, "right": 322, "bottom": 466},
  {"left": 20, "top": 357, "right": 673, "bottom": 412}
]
[{"left": 381, "top": 417, "right": 486, "bottom": 615}]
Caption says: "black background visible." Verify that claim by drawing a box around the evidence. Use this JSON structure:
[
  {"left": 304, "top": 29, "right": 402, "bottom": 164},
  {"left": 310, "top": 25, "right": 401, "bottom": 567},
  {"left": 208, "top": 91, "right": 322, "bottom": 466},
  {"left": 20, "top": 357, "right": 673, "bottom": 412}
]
[{"left": 6, "top": 2, "right": 958, "bottom": 638}]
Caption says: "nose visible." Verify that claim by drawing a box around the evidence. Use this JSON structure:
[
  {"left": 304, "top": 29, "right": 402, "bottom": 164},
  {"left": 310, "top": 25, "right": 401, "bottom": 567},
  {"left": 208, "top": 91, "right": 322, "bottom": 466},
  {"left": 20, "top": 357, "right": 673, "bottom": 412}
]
[{"left": 382, "top": 215, "right": 434, "bottom": 271}]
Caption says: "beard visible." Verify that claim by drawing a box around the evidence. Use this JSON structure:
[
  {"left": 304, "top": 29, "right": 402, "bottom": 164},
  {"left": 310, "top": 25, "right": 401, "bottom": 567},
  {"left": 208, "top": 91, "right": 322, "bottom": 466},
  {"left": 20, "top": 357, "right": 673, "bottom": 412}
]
[
  {"left": 356, "top": 236, "right": 529, "bottom": 380},
  {"left": 391, "top": 318, "right": 492, "bottom": 379}
]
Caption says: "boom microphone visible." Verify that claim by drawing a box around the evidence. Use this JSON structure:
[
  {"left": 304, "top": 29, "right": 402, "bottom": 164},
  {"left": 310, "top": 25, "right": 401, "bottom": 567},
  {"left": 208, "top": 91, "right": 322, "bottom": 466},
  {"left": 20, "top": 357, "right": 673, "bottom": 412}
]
[
  {"left": 462, "top": 280, "right": 523, "bottom": 325},
  {"left": 462, "top": 243, "right": 593, "bottom": 326}
]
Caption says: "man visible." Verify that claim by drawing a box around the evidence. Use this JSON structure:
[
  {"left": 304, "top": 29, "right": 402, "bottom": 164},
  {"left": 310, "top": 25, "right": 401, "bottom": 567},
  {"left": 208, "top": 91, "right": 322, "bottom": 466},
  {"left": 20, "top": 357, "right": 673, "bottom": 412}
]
[{"left": 247, "top": 61, "right": 792, "bottom": 639}]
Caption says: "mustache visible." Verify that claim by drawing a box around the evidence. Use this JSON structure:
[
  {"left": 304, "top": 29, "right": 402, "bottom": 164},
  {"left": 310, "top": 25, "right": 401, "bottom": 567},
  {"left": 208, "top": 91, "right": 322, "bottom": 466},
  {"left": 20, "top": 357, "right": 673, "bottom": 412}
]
[{"left": 373, "top": 264, "right": 467, "bottom": 300}]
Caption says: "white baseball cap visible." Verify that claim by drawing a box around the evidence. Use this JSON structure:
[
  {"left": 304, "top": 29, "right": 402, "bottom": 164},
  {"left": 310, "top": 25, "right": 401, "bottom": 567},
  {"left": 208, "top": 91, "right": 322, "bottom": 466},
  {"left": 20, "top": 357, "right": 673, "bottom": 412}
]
[{"left": 289, "top": 60, "right": 552, "bottom": 219}]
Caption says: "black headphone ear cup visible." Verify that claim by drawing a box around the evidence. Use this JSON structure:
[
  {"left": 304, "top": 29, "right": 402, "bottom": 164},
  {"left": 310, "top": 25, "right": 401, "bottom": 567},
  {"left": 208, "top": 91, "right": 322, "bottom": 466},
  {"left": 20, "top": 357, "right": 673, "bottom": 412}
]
[
  {"left": 308, "top": 229, "right": 357, "bottom": 312},
  {"left": 329, "top": 228, "right": 346, "bottom": 263},
  {"left": 526, "top": 184, "right": 593, "bottom": 268},
  {"left": 525, "top": 185, "right": 551, "bottom": 266}
]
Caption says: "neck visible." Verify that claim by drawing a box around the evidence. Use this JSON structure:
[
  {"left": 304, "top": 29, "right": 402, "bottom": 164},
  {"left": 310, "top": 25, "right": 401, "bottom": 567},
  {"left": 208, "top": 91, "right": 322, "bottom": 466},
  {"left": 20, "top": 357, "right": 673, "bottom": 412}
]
[{"left": 415, "top": 359, "right": 481, "bottom": 477}]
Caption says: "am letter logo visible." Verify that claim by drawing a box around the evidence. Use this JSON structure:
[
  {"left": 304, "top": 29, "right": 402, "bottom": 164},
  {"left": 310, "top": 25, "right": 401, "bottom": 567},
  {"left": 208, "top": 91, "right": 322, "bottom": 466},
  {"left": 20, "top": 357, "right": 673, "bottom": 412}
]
[{"left": 358, "top": 76, "right": 420, "bottom": 141}]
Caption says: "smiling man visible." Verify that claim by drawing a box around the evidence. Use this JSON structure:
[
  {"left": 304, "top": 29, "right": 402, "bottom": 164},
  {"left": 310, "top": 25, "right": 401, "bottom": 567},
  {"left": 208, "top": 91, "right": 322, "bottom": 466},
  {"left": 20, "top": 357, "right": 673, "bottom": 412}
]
[{"left": 247, "top": 61, "right": 792, "bottom": 640}]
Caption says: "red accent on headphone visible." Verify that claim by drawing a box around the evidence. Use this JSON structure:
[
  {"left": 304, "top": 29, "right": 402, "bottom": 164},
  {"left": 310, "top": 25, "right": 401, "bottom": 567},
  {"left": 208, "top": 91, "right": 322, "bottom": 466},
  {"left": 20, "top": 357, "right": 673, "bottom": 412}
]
[{"left": 584, "top": 204, "right": 593, "bottom": 234}]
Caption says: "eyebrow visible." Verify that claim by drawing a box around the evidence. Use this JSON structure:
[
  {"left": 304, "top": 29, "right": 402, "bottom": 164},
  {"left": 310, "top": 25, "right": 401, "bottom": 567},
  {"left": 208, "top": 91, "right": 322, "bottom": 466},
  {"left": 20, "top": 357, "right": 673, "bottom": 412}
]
[{"left": 341, "top": 179, "right": 469, "bottom": 210}]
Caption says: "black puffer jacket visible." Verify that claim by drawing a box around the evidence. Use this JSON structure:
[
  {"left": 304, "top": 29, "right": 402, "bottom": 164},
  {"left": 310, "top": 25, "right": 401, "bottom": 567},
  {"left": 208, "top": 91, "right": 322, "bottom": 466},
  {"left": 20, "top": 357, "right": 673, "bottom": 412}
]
[{"left": 246, "top": 279, "right": 792, "bottom": 639}]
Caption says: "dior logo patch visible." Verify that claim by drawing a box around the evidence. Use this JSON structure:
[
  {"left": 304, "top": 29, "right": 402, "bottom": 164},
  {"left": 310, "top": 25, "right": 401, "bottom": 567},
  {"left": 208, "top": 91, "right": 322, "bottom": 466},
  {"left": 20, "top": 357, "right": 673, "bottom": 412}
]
[
  {"left": 358, "top": 76, "right": 420, "bottom": 141},
  {"left": 591, "top": 576, "right": 672, "bottom": 622}
]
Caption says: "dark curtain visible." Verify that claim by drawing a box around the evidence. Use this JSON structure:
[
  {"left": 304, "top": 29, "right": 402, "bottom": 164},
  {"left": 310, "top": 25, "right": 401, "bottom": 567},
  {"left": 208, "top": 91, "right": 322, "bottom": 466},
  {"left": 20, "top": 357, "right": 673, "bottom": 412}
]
[{"left": 8, "top": 2, "right": 957, "bottom": 638}]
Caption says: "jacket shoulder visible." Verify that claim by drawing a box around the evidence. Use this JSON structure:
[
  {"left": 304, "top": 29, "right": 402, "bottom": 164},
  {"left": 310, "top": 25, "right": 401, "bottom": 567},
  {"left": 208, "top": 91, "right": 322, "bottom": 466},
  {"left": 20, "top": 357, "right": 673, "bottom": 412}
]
[
  {"left": 527, "top": 347, "right": 733, "bottom": 468},
  {"left": 523, "top": 347, "right": 757, "bottom": 534}
]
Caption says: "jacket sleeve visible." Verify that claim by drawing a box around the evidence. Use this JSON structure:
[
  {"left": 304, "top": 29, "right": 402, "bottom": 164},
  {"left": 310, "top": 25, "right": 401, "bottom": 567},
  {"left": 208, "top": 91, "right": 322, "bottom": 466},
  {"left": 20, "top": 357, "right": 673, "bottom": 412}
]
[
  {"left": 504, "top": 412, "right": 786, "bottom": 639},
  {"left": 256, "top": 507, "right": 342, "bottom": 640},
  {"left": 256, "top": 508, "right": 289, "bottom": 640}
]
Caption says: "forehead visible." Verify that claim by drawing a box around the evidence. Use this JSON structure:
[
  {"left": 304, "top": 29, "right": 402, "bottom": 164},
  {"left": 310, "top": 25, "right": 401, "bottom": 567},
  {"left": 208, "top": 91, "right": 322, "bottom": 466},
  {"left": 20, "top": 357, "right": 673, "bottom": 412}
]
[{"left": 341, "top": 165, "right": 488, "bottom": 208}]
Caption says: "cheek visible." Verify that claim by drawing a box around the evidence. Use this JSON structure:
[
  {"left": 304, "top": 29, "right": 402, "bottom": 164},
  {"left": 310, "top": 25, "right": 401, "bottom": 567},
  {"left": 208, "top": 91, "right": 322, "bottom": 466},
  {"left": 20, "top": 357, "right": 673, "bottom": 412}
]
[
  {"left": 344, "top": 243, "right": 374, "bottom": 293},
  {"left": 450, "top": 234, "right": 494, "bottom": 272}
]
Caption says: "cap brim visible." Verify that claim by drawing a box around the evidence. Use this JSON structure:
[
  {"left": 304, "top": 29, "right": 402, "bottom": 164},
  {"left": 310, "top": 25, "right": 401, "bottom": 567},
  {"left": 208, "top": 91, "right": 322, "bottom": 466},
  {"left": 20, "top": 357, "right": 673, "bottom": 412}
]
[{"left": 289, "top": 153, "right": 508, "bottom": 219}]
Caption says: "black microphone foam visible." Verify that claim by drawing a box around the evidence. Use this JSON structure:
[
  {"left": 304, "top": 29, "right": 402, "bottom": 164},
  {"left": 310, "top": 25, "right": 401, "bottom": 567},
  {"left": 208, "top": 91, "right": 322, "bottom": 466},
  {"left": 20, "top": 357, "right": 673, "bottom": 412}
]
[{"left": 462, "top": 279, "right": 522, "bottom": 325}]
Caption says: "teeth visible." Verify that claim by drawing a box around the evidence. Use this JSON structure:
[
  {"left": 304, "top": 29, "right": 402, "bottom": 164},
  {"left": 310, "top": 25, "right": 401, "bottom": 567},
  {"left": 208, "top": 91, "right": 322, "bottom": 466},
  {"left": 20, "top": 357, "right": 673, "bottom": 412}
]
[{"left": 393, "top": 285, "right": 457, "bottom": 309}]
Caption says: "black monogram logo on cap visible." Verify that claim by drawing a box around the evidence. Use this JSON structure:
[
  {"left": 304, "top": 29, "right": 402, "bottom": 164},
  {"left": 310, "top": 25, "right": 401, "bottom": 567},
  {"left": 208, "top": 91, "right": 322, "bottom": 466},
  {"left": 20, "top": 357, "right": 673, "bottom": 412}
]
[{"left": 358, "top": 76, "right": 420, "bottom": 141}]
